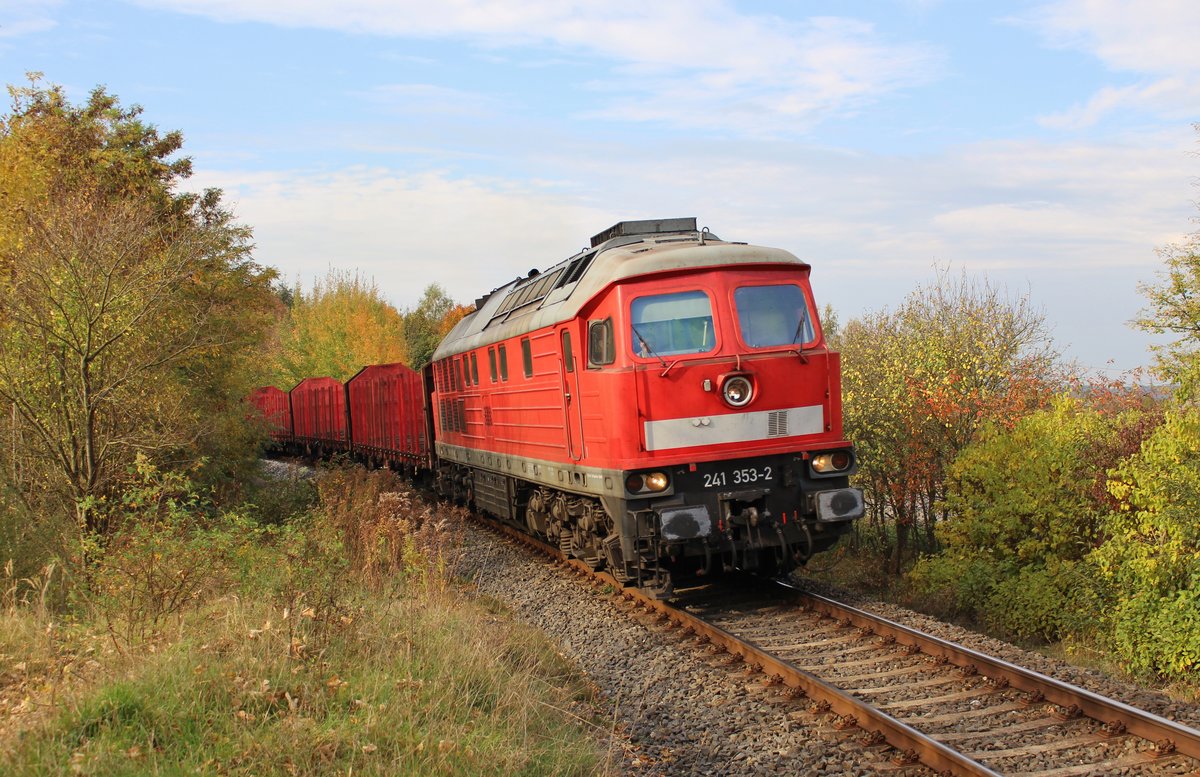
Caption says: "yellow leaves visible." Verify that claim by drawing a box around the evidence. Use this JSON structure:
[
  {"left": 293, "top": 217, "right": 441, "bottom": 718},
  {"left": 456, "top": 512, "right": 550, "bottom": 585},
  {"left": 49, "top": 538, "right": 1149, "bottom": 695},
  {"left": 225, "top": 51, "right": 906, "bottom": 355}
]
[{"left": 275, "top": 268, "right": 409, "bottom": 384}]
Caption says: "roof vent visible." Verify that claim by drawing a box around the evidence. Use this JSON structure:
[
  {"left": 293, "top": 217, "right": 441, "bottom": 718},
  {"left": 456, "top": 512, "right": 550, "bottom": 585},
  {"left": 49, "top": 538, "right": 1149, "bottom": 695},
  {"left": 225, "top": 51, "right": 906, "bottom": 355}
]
[{"left": 590, "top": 217, "right": 697, "bottom": 248}]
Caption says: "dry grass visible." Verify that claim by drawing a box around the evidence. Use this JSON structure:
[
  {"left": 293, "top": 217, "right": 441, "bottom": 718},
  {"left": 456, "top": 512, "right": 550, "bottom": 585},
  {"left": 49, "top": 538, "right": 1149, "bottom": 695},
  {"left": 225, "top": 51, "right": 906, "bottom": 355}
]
[{"left": 0, "top": 465, "right": 609, "bottom": 775}]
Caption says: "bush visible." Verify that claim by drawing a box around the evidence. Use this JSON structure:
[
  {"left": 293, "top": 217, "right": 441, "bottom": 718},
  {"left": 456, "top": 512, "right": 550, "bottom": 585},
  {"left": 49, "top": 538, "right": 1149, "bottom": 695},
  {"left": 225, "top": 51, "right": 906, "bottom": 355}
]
[
  {"left": 83, "top": 456, "right": 257, "bottom": 649},
  {"left": 1095, "top": 407, "right": 1200, "bottom": 680},
  {"left": 981, "top": 560, "right": 1096, "bottom": 643},
  {"left": 241, "top": 463, "right": 318, "bottom": 526},
  {"left": 909, "top": 396, "right": 1151, "bottom": 641}
]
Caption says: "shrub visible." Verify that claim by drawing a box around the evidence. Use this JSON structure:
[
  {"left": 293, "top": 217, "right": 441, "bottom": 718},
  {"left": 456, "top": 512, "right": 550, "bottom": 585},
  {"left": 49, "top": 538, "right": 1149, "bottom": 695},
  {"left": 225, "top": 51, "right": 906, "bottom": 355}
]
[
  {"left": 84, "top": 456, "right": 256, "bottom": 649},
  {"left": 1095, "top": 407, "right": 1200, "bottom": 679},
  {"left": 910, "top": 396, "right": 1152, "bottom": 641}
]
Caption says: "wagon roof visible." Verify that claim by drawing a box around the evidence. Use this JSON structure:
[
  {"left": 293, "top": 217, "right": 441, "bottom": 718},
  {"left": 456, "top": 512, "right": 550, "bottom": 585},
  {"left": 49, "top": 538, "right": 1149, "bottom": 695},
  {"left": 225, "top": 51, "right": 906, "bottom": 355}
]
[
  {"left": 290, "top": 376, "right": 343, "bottom": 392},
  {"left": 433, "top": 222, "right": 809, "bottom": 359},
  {"left": 346, "top": 362, "right": 417, "bottom": 384}
]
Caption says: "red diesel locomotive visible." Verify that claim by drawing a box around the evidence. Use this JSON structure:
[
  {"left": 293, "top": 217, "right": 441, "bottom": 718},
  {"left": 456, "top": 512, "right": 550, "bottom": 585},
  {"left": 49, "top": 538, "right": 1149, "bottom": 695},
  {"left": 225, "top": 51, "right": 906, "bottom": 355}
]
[
  {"left": 431, "top": 218, "right": 862, "bottom": 596},
  {"left": 250, "top": 218, "right": 863, "bottom": 598}
]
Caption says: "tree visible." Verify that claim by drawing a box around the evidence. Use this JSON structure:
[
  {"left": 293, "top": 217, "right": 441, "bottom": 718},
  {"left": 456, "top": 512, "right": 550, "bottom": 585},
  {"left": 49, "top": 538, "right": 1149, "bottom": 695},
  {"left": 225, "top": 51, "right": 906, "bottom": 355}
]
[
  {"left": 836, "top": 268, "right": 1061, "bottom": 572},
  {"left": 273, "top": 269, "right": 408, "bottom": 385},
  {"left": 0, "top": 77, "right": 278, "bottom": 561},
  {"left": 403, "top": 284, "right": 467, "bottom": 370},
  {"left": 1095, "top": 127, "right": 1200, "bottom": 678},
  {"left": 1135, "top": 128, "right": 1200, "bottom": 396}
]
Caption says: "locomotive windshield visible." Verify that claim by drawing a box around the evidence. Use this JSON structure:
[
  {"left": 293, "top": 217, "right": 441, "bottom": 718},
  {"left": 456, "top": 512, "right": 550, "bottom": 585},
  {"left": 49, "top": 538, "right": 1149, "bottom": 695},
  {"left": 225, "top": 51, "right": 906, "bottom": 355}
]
[
  {"left": 734, "top": 284, "right": 815, "bottom": 347},
  {"left": 630, "top": 290, "right": 716, "bottom": 357}
]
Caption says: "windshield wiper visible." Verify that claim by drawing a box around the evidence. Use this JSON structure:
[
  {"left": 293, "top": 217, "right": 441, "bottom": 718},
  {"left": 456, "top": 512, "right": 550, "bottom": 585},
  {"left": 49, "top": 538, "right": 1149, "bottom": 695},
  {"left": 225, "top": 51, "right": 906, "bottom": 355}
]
[
  {"left": 631, "top": 324, "right": 668, "bottom": 369},
  {"left": 791, "top": 314, "right": 810, "bottom": 345},
  {"left": 791, "top": 316, "right": 812, "bottom": 363}
]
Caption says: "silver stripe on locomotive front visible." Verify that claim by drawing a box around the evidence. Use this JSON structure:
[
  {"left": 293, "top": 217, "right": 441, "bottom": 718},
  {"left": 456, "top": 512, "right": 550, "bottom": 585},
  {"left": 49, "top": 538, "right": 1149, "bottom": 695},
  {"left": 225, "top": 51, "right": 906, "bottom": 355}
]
[{"left": 642, "top": 405, "right": 824, "bottom": 452}]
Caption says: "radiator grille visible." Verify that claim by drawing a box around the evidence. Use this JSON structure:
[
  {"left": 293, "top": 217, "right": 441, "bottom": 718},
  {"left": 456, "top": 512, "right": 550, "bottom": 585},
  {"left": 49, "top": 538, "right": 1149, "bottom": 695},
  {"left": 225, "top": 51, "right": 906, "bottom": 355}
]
[{"left": 767, "top": 410, "right": 789, "bottom": 437}]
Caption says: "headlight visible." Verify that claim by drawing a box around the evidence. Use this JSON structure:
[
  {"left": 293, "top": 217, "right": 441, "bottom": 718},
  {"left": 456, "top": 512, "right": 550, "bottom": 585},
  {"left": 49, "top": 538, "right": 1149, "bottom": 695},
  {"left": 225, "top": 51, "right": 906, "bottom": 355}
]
[
  {"left": 626, "top": 471, "right": 670, "bottom": 494},
  {"left": 811, "top": 450, "right": 852, "bottom": 473},
  {"left": 721, "top": 375, "right": 754, "bottom": 408}
]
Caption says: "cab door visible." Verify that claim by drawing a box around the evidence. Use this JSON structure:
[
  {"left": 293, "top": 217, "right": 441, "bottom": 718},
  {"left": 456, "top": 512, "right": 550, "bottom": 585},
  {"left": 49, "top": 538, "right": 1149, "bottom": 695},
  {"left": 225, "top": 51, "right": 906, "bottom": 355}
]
[{"left": 559, "top": 328, "right": 584, "bottom": 461}]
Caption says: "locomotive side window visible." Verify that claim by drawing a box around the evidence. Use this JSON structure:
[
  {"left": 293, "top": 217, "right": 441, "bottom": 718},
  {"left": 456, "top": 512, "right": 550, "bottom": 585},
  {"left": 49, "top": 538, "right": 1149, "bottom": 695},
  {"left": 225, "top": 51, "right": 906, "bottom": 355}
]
[
  {"left": 521, "top": 337, "right": 533, "bottom": 378},
  {"left": 734, "top": 284, "right": 814, "bottom": 347},
  {"left": 630, "top": 290, "right": 715, "bottom": 357},
  {"left": 562, "top": 331, "right": 574, "bottom": 373},
  {"left": 587, "top": 318, "right": 614, "bottom": 367},
  {"left": 488, "top": 347, "right": 498, "bottom": 383},
  {"left": 470, "top": 352, "right": 479, "bottom": 385},
  {"left": 498, "top": 344, "right": 509, "bottom": 381}
]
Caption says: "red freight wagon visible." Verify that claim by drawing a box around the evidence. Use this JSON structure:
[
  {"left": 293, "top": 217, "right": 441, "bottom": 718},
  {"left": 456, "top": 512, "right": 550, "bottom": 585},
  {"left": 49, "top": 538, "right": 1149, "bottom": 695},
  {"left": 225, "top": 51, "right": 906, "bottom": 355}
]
[
  {"left": 290, "top": 376, "right": 347, "bottom": 454},
  {"left": 247, "top": 386, "right": 292, "bottom": 444},
  {"left": 346, "top": 362, "right": 430, "bottom": 472}
]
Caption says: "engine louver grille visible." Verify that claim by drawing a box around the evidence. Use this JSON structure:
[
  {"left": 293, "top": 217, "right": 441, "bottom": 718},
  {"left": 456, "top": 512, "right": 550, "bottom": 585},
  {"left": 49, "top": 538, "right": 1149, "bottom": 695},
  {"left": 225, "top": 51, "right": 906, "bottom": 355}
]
[{"left": 767, "top": 410, "right": 789, "bottom": 437}]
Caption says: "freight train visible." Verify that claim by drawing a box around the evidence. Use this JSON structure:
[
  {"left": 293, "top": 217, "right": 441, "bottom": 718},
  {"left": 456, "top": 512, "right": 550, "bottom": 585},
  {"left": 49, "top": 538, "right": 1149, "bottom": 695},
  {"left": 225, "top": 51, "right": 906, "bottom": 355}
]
[{"left": 250, "top": 218, "right": 864, "bottom": 597}]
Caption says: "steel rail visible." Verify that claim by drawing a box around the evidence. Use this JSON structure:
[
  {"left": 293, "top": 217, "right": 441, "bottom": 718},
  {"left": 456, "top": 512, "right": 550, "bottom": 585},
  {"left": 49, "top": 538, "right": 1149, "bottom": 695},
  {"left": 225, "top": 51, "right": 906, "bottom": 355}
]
[{"left": 787, "top": 587, "right": 1200, "bottom": 762}]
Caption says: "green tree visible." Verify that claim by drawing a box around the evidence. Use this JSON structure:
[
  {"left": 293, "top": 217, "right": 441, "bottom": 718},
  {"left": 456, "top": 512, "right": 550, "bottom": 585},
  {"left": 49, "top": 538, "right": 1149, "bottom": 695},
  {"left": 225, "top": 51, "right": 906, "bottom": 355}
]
[
  {"left": 403, "top": 284, "right": 457, "bottom": 370},
  {"left": 273, "top": 269, "right": 408, "bottom": 386},
  {"left": 0, "top": 78, "right": 278, "bottom": 567},
  {"left": 1135, "top": 130, "right": 1200, "bottom": 396},
  {"left": 1093, "top": 130, "right": 1200, "bottom": 679},
  {"left": 837, "top": 269, "right": 1060, "bottom": 573}
]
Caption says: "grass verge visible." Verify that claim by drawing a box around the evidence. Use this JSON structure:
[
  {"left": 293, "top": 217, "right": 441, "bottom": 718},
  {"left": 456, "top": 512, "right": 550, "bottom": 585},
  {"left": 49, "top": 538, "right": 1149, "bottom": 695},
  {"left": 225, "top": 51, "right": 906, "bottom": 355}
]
[{"left": 0, "top": 463, "right": 608, "bottom": 775}]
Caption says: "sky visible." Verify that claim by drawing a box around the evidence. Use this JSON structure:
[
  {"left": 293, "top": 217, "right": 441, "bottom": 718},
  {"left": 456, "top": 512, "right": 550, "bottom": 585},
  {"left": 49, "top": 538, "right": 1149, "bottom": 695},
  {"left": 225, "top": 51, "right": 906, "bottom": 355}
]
[{"left": 2, "top": 1, "right": 1198, "bottom": 375}]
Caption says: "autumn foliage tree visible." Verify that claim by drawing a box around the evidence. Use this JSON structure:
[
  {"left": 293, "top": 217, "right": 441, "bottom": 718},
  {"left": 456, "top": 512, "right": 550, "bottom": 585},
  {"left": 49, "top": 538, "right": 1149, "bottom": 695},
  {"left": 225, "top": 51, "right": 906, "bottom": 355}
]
[
  {"left": 273, "top": 269, "right": 408, "bottom": 385},
  {"left": 836, "top": 269, "right": 1060, "bottom": 572},
  {"left": 0, "top": 77, "right": 278, "bottom": 570}
]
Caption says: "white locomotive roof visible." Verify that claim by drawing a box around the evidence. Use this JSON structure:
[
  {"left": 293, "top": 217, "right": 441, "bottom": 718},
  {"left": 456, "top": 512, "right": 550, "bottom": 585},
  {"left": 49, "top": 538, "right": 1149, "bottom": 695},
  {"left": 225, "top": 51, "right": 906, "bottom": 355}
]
[{"left": 432, "top": 224, "right": 810, "bottom": 360}]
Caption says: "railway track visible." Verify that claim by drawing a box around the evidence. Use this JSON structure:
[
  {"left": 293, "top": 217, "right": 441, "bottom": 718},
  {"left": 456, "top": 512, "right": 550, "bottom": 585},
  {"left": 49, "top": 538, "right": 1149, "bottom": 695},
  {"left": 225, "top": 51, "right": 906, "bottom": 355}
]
[{"left": 478, "top": 515, "right": 1200, "bottom": 776}]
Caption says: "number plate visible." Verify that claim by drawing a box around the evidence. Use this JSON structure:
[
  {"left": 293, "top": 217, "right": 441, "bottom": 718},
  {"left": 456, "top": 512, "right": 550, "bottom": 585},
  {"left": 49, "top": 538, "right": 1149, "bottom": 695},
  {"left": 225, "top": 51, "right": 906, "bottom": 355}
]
[{"left": 700, "top": 465, "right": 775, "bottom": 490}]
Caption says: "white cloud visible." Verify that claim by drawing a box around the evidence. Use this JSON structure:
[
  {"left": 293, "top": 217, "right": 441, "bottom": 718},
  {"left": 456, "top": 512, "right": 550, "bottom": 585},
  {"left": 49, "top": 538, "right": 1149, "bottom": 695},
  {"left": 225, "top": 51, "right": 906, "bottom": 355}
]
[
  {"left": 185, "top": 167, "right": 613, "bottom": 309},
  {"left": 183, "top": 125, "right": 1195, "bottom": 373},
  {"left": 1027, "top": 0, "right": 1200, "bottom": 127},
  {"left": 0, "top": 1, "right": 61, "bottom": 38},
  {"left": 131, "top": 1, "right": 938, "bottom": 133},
  {"left": 1031, "top": 0, "right": 1200, "bottom": 74}
]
